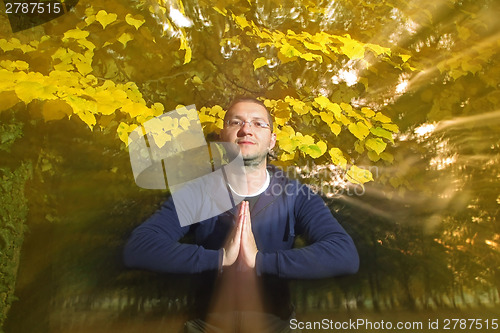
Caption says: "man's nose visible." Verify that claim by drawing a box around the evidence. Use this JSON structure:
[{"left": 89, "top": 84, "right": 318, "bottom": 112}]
[{"left": 237, "top": 122, "right": 253, "bottom": 135}]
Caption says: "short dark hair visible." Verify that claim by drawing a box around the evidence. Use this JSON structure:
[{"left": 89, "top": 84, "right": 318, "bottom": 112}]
[{"left": 225, "top": 97, "right": 273, "bottom": 130}]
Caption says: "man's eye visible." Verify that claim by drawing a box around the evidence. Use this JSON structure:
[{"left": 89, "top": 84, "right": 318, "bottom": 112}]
[
  {"left": 254, "top": 121, "right": 267, "bottom": 128},
  {"left": 229, "top": 120, "right": 242, "bottom": 126}
]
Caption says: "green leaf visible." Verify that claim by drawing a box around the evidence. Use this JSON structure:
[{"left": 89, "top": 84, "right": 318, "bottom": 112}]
[
  {"left": 365, "top": 137, "right": 387, "bottom": 154},
  {"left": 367, "top": 151, "right": 380, "bottom": 162},
  {"left": 370, "top": 127, "right": 394, "bottom": 143},
  {"left": 354, "top": 140, "right": 364, "bottom": 153},
  {"left": 380, "top": 152, "right": 394, "bottom": 163}
]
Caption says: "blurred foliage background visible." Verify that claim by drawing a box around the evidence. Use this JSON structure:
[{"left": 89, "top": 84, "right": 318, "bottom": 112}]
[{"left": 0, "top": 0, "right": 499, "bottom": 332}]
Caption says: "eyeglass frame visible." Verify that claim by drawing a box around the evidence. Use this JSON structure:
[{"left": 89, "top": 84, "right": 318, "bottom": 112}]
[{"left": 224, "top": 119, "right": 272, "bottom": 131}]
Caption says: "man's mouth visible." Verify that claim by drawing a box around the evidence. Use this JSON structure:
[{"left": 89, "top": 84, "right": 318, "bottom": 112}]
[{"left": 237, "top": 140, "right": 256, "bottom": 145}]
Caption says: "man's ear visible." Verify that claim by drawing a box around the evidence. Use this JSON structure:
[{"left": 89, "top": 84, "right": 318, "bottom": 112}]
[{"left": 269, "top": 132, "right": 277, "bottom": 150}]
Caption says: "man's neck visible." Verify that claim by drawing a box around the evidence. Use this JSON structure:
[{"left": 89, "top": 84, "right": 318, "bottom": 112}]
[{"left": 243, "top": 164, "right": 268, "bottom": 195}]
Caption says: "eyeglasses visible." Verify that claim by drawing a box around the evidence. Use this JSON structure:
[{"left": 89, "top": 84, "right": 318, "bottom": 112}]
[{"left": 224, "top": 119, "right": 271, "bottom": 130}]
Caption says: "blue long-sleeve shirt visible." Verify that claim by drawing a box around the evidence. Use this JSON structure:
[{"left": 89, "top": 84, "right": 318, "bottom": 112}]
[{"left": 123, "top": 166, "right": 359, "bottom": 279}]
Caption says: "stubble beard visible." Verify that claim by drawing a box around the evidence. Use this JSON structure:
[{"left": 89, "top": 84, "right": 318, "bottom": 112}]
[{"left": 242, "top": 152, "right": 267, "bottom": 169}]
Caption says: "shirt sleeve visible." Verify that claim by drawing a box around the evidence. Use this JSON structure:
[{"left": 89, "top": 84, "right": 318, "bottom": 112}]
[
  {"left": 256, "top": 185, "right": 359, "bottom": 279},
  {"left": 123, "top": 198, "right": 222, "bottom": 274}
]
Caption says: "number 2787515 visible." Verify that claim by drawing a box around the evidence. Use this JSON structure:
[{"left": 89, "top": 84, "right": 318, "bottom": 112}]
[{"left": 5, "top": 2, "right": 62, "bottom": 14}]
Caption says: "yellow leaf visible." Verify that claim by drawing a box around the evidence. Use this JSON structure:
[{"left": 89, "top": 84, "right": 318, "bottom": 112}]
[
  {"left": 348, "top": 121, "right": 370, "bottom": 140},
  {"left": 340, "top": 39, "right": 365, "bottom": 60},
  {"left": 400, "top": 54, "right": 411, "bottom": 63},
  {"left": 367, "top": 151, "right": 380, "bottom": 162},
  {"left": 280, "top": 43, "right": 302, "bottom": 58},
  {"left": 253, "top": 57, "right": 267, "bottom": 70},
  {"left": 233, "top": 14, "right": 250, "bottom": 29},
  {"left": 329, "top": 148, "right": 347, "bottom": 169},
  {"left": 42, "top": 100, "right": 72, "bottom": 121},
  {"left": 128, "top": 103, "right": 150, "bottom": 119},
  {"left": 303, "top": 41, "right": 323, "bottom": 51},
  {"left": 118, "top": 33, "right": 134, "bottom": 47},
  {"left": 148, "top": 103, "right": 162, "bottom": 117},
  {"left": 276, "top": 125, "right": 295, "bottom": 139},
  {"left": 0, "top": 91, "right": 20, "bottom": 112},
  {"left": 278, "top": 137, "right": 296, "bottom": 153},
  {"left": 213, "top": 6, "right": 227, "bottom": 16},
  {"left": 280, "top": 151, "right": 295, "bottom": 161},
  {"left": 346, "top": 165, "right": 373, "bottom": 184},
  {"left": 179, "top": 116, "right": 190, "bottom": 130},
  {"left": 457, "top": 26, "right": 470, "bottom": 40},
  {"left": 303, "top": 145, "right": 321, "bottom": 158},
  {"left": 320, "top": 111, "right": 333, "bottom": 124},
  {"left": 15, "top": 81, "right": 55, "bottom": 104},
  {"left": 317, "top": 140, "right": 327, "bottom": 154},
  {"left": 77, "top": 39, "right": 96, "bottom": 50},
  {"left": 192, "top": 75, "right": 202, "bottom": 85},
  {"left": 361, "top": 107, "right": 375, "bottom": 117},
  {"left": 74, "top": 60, "right": 93, "bottom": 76},
  {"left": 184, "top": 45, "right": 192, "bottom": 64},
  {"left": 329, "top": 123, "right": 341, "bottom": 136},
  {"left": 382, "top": 123, "right": 399, "bottom": 133},
  {"left": 215, "top": 118, "right": 224, "bottom": 130},
  {"left": 199, "top": 113, "right": 215, "bottom": 123},
  {"left": 155, "top": 131, "right": 173, "bottom": 148},
  {"left": 0, "top": 60, "right": 29, "bottom": 71},
  {"left": 354, "top": 140, "right": 364, "bottom": 153},
  {"left": 117, "top": 122, "right": 129, "bottom": 144},
  {"left": 77, "top": 110, "right": 97, "bottom": 129},
  {"left": 367, "top": 43, "right": 390, "bottom": 56},
  {"left": 292, "top": 101, "right": 308, "bottom": 115},
  {"left": 95, "top": 90, "right": 120, "bottom": 115},
  {"left": 461, "top": 60, "right": 482, "bottom": 74},
  {"left": 15, "top": 60, "right": 29, "bottom": 70},
  {"left": 85, "top": 15, "right": 96, "bottom": 26},
  {"left": 278, "top": 75, "right": 288, "bottom": 83},
  {"left": 299, "top": 52, "right": 321, "bottom": 62},
  {"left": 380, "top": 152, "right": 394, "bottom": 163},
  {"left": 96, "top": 10, "right": 117, "bottom": 29},
  {"left": 125, "top": 14, "right": 145, "bottom": 30},
  {"left": 297, "top": 134, "right": 315, "bottom": 146},
  {"left": 373, "top": 112, "right": 391, "bottom": 123},
  {"left": 63, "top": 29, "right": 89, "bottom": 40},
  {"left": 314, "top": 95, "right": 330, "bottom": 109},
  {"left": 340, "top": 102, "right": 352, "bottom": 113},
  {"left": 0, "top": 39, "right": 14, "bottom": 52}
]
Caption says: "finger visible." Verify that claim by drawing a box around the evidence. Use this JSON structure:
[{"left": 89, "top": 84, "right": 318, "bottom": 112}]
[
  {"left": 244, "top": 201, "right": 251, "bottom": 230},
  {"left": 238, "top": 200, "right": 246, "bottom": 216},
  {"left": 236, "top": 205, "right": 245, "bottom": 238}
]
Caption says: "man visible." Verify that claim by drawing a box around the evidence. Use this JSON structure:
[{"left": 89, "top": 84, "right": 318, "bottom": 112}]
[{"left": 123, "top": 97, "right": 359, "bottom": 332}]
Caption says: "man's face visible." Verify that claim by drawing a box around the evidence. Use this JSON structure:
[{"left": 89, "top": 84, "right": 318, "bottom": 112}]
[{"left": 220, "top": 102, "right": 276, "bottom": 167}]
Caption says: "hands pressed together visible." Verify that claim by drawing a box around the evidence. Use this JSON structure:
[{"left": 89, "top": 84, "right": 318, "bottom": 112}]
[{"left": 222, "top": 201, "right": 258, "bottom": 270}]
